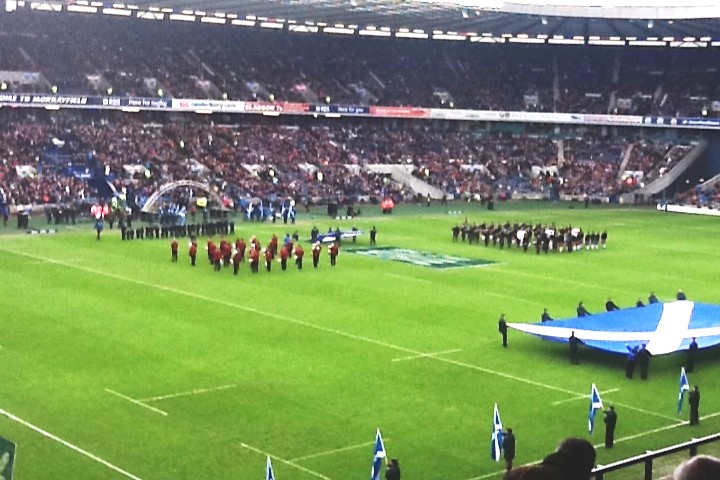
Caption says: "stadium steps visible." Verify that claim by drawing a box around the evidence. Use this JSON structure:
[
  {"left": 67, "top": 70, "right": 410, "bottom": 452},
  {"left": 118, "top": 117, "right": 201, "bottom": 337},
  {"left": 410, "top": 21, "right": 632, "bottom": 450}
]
[
  {"left": 617, "top": 143, "right": 635, "bottom": 179},
  {"left": 365, "top": 164, "right": 446, "bottom": 199},
  {"left": 635, "top": 139, "right": 708, "bottom": 197},
  {"left": 699, "top": 171, "right": 720, "bottom": 191}
]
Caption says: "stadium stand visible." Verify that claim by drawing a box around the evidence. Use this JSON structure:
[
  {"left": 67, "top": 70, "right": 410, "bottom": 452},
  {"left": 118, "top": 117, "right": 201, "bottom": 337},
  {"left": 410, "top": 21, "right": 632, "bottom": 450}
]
[{"left": 1, "top": 11, "right": 719, "bottom": 117}]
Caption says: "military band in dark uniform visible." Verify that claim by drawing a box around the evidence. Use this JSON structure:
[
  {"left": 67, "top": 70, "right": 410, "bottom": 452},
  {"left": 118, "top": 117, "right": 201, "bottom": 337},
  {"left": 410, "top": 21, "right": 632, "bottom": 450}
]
[{"left": 451, "top": 220, "right": 608, "bottom": 254}]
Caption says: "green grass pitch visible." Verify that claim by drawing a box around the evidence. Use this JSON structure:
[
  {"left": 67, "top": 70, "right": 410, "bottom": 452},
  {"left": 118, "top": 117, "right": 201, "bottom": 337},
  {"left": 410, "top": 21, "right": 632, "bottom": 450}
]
[{"left": 0, "top": 202, "right": 719, "bottom": 480}]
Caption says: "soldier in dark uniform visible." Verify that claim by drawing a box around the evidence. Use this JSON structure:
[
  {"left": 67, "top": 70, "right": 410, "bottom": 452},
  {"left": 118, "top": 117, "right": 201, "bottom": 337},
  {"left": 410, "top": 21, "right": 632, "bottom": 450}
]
[
  {"left": 385, "top": 458, "right": 401, "bottom": 480},
  {"left": 577, "top": 301, "right": 591, "bottom": 317},
  {"left": 687, "top": 337, "right": 699, "bottom": 373},
  {"left": 452, "top": 225, "right": 460, "bottom": 242},
  {"left": 638, "top": 344, "right": 651, "bottom": 380},
  {"left": 677, "top": 290, "right": 687, "bottom": 300},
  {"left": 498, "top": 314, "right": 508, "bottom": 348},
  {"left": 604, "top": 406, "right": 617, "bottom": 448},
  {"left": 625, "top": 345, "right": 639, "bottom": 379},
  {"left": 569, "top": 331, "right": 581, "bottom": 365},
  {"left": 605, "top": 298, "right": 620, "bottom": 312},
  {"left": 503, "top": 428, "right": 516, "bottom": 473},
  {"left": 636, "top": 298, "right": 645, "bottom": 308},
  {"left": 370, "top": 226, "right": 377, "bottom": 246},
  {"left": 541, "top": 309, "right": 553, "bottom": 322},
  {"left": 648, "top": 292, "right": 659, "bottom": 304},
  {"left": 689, "top": 386, "right": 701, "bottom": 425}
]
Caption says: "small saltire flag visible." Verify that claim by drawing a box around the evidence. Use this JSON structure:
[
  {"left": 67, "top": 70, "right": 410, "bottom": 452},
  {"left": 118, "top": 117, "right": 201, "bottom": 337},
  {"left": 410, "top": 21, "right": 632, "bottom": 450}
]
[
  {"left": 266, "top": 456, "right": 275, "bottom": 480},
  {"left": 678, "top": 367, "right": 690, "bottom": 414},
  {"left": 370, "top": 429, "right": 387, "bottom": 480},
  {"left": 491, "top": 403, "right": 504, "bottom": 462},
  {"left": 588, "top": 383, "right": 603, "bottom": 434}
]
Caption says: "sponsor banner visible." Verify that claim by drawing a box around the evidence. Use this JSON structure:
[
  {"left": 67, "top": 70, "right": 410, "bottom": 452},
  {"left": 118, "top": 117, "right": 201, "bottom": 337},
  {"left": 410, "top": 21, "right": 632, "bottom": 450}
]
[
  {"left": 679, "top": 118, "right": 720, "bottom": 128},
  {"left": 122, "top": 97, "right": 172, "bottom": 109},
  {"left": 352, "top": 247, "right": 495, "bottom": 269},
  {"left": 369, "top": 106, "right": 430, "bottom": 118},
  {"left": 0, "top": 435, "right": 16, "bottom": 480},
  {"left": 279, "top": 102, "right": 310, "bottom": 113},
  {"left": 659, "top": 203, "right": 720, "bottom": 216},
  {"left": 172, "top": 99, "right": 244, "bottom": 111},
  {"left": 310, "top": 104, "right": 370, "bottom": 115},
  {"left": 243, "top": 102, "right": 284, "bottom": 113},
  {"left": 0, "top": 93, "right": 91, "bottom": 106},
  {"left": 0, "top": 93, "right": 173, "bottom": 109}
]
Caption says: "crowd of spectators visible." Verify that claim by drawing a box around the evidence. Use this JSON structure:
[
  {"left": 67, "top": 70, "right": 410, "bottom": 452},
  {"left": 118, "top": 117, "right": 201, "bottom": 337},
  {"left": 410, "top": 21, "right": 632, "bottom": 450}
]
[
  {"left": 1, "top": 11, "right": 720, "bottom": 117},
  {"left": 0, "top": 109, "right": 697, "bottom": 217}
]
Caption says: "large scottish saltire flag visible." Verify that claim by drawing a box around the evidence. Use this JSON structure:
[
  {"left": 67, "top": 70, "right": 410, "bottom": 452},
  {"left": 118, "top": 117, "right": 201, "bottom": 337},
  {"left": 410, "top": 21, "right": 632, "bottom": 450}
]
[
  {"left": 588, "top": 384, "right": 603, "bottom": 434},
  {"left": 507, "top": 301, "right": 720, "bottom": 355},
  {"left": 491, "top": 403, "right": 504, "bottom": 462},
  {"left": 678, "top": 367, "right": 690, "bottom": 414},
  {"left": 370, "top": 429, "right": 386, "bottom": 480},
  {"left": 266, "top": 456, "right": 275, "bottom": 480}
]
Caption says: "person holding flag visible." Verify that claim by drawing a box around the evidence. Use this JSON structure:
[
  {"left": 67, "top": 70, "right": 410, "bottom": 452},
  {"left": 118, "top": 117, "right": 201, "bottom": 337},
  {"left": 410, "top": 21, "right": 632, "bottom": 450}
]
[
  {"left": 678, "top": 367, "right": 690, "bottom": 414},
  {"left": 588, "top": 383, "right": 603, "bottom": 434},
  {"left": 503, "top": 428, "right": 516, "bottom": 472},
  {"left": 385, "top": 459, "right": 401, "bottom": 480},
  {"left": 370, "top": 429, "right": 387, "bottom": 480},
  {"left": 266, "top": 455, "right": 275, "bottom": 480}
]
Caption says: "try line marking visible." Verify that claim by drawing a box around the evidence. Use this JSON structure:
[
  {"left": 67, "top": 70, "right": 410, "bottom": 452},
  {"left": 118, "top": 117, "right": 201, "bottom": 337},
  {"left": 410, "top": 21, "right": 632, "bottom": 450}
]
[
  {"left": 240, "top": 442, "right": 331, "bottom": 480},
  {"left": 392, "top": 349, "right": 462, "bottom": 362},
  {"left": 138, "top": 384, "right": 237, "bottom": 403},
  {"left": 552, "top": 388, "right": 621, "bottom": 406},
  {"left": 0, "top": 407, "right": 144, "bottom": 480},
  {"left": 105, "top": 389, "right": 168, "bottom": 416},
  {"left": 290, "top": 440, "right": 378, "bottom": 462},
  {"left": 0, "top": 247, "right": 677, "bottom": 424}
]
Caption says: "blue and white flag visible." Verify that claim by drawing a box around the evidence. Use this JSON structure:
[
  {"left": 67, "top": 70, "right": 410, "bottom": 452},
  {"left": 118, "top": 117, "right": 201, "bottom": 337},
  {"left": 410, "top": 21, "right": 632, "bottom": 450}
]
[
  {"left": 370, "top": 429, "right": 387, "bottom": 480},
  {"left": 678, "top": 367, "right": 690, "bottom": 414},
  {"left": 266, "top": 456, "right": 275, "bottom": 480},
  {"left": 491, "top": 403, "right": 504, "bottom": 462},
  {"left": 588, "top": 383, "right": 603, "bottom": 434}
]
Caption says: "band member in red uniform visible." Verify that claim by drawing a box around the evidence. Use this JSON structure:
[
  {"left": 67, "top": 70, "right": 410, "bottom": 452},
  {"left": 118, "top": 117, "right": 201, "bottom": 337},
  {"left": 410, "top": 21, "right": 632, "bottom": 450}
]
[
  {"left": 294, "top": 244, "right": 305, "bottom": 270},
  {"left": 171, "top": 238, "right": 179, "bottom": 262},
  {"left": 265, "top": 248, "right": 273, "bottom": 272},
  {"left": 329, "top": 241, "right": 339, "bottom": 266},
  {"left": 280, "top": 245, "right": 289, "bottom": 271},
  {"left": 249, "top": 246, "right": 260, "bottom": 273},
  {"left": 212, "top": 247, "right": 223, "bottom": 271},
  {"left": 236, "top": 238, "right": 246, "bottom": 262},
  {"left": 312, "top": 242, "right": 322, "bottom": 268},
  {"left": 270, "top": 234, "right": 279, "bottom": 256},
  {"left": 232, "top": 248, "right": 242, "bottom": 275},
  {"left": 189, "top": 240, "right": 198, "bottom": 266},
  {"left": 207, "top": 239, "right": 216, "bottom": 264},
  {"left": 221, "top": 239, "right": 232, "bottom": 267}
]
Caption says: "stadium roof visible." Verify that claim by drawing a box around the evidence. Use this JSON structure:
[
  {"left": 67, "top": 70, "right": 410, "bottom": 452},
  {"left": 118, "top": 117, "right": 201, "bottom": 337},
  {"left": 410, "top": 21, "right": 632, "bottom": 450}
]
[{"left": 13, "top": 1, "right": 720, "bottom": 41}]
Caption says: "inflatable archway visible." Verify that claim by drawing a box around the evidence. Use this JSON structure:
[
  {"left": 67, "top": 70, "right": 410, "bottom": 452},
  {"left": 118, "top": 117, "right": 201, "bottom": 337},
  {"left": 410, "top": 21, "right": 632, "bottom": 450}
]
[{"left": 141, "top": 180, "right": 226, "bottom": 213}]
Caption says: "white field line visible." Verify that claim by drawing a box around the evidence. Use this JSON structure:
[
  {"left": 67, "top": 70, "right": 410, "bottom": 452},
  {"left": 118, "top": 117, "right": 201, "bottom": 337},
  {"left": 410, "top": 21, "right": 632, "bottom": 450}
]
[
  {"left": 240, "top": 442, "right": 331, "bottom": 480},
  {"left": 392, "top": 349, "right": 462, "bottom": 362},
  {"left": 289, "top": 440, "right": 378, "bottom": 462},
  {"left": 0, "top": 248, "right": 680, "bottom": 423},
  {"left": 105, "top": 389, "right": 168, "bottom": 416},
  {"left": 383, "top": 273, "right": 435, "bottom": 284},
  {"left": 139, "top": 384, "right": 237, "bottom": 403},
  {"left": 552, "top": 388, "right": 621, "bottom": 405},
  {"left": 0, "top": 407, "right": 144, "bottom": 480}
]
